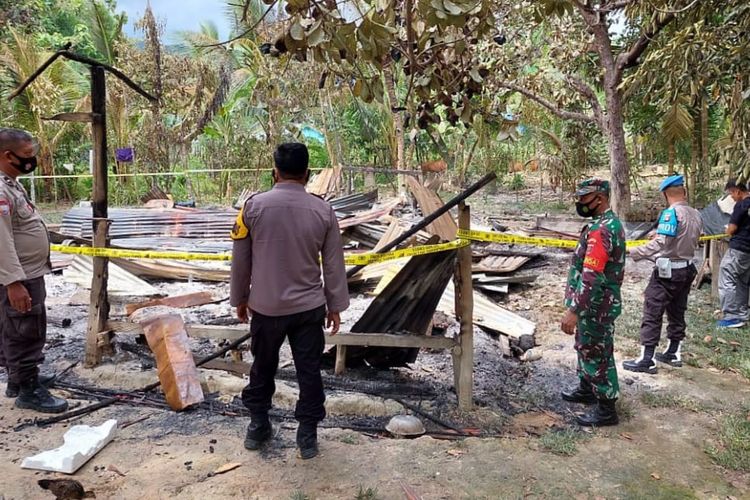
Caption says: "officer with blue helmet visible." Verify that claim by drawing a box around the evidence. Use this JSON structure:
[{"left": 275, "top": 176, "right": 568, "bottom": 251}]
[{"left": 623, "top": 174, "right": 703, "bottom": 374}]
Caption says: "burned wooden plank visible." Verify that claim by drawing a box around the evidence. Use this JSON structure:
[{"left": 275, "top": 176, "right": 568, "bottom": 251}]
[
  {"left": 472, "top": 255, "right": 530, "bottom": 274},
  {"left": 108, "top": 321, "right": 457, "bottom": 349},
  {"left": 405, "top": 176, "right": 457, "bottom": 241},
  {"left": 125, "top": 291, "right": 221, "bottom": 316},
  {"left": 472, "top": 273, "right": 538, "bottom": 285},
  {"left": 140, "top": 314, "right": 204, "bottom": 411}
]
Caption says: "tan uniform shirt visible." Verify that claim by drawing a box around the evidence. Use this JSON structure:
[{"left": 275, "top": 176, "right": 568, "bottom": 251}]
[
  {"left": 0, "top": 173, "right": 51, "bottom": 286},
  {"left": 630, "top": 201, "right": 703, "bottom": 262},
  {"left": 229, "top": 182, "right": 350, "bottom": 316}
]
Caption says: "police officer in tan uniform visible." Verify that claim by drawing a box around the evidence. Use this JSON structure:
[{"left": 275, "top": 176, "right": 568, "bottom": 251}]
[
  {"left": 0, "top": 128, "right": 67, "bottom": 413},
  {"left": 230, "top": 143, "right": 349, "bottom": 459},
  {"left": 623, "top": 175, "right": 702, "bottom": 374}
]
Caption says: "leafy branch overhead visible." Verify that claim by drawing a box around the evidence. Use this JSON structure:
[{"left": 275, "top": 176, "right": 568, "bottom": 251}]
[{"left": 255, "top": 0, "right": 500, "bottom": 127}]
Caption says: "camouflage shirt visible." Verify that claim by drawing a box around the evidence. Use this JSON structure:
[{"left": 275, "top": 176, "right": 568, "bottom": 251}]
[{"left": 564, "top": 209, "right": 626, "bottom": 321}]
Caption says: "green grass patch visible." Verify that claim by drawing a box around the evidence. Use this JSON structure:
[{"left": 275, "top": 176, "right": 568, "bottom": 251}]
[
  {"left": 339, "top": 433, "right": 361, "bottom": 445},
  {"left": 290, "top": 491, "right": 312, "bottom": 500},
  {"left": 539, "top": 429, "right": 590, "bottom": 456},
  {"left": 706, "top": 410, "right": 750, "bottom": 471},
  {"left": 519, "top": 200, "right": 569, "bottom": 214},
  {"left": 616, "top": 398, "right": 636, "bottom": 422},
  {"left": 355, "top": 486, "right": 380, "bottom": 500},
  {"left": 640, "top": 392, "right": 706, "bottom": 412},
  {"left": 621, "top": 480, "right": 699, "bottom": 500}
]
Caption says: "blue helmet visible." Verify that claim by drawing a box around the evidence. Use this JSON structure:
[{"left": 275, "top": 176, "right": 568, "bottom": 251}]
[{"left": 659, "top": 174, "right": 684, "bottom": 192}]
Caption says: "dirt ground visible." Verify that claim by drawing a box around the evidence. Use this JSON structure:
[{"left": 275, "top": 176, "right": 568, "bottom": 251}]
[{"left": 2, "top": 178, "right": 750, "bottom": 500}]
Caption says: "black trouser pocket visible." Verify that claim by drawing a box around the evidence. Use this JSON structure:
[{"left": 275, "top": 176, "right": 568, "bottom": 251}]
[{"left": 5, "top": 303, "right": 44, "bottom": 340}]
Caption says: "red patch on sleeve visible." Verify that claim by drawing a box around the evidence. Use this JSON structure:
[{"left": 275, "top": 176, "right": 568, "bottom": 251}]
[{"left": 583, "top": 229, "right": 607, "bottom": 272}]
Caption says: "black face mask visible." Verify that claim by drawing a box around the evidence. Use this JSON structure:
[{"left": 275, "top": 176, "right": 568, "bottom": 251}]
[
  {"left": 8, "top": 151, "right": 37, "bottom": 174},
  {"left": 575, "top": 198, "right": 600, "bottom": 218}
]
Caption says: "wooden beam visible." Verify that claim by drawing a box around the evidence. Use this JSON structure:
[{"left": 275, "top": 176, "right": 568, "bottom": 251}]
[
  {"left": 108, "top": 321, "right": 249, "bottom": 341},
  {"left": 106, "top": 320, "right": 456, "bottom": 348},
  {"left": 454, "top": 202, "right": 474, "bottom": 410},
  {"left": 42, "top": 112, "right": 96, "bottom": 123},
  {"left": 85, "top": 65, "right": 111, "bottom": 367}
]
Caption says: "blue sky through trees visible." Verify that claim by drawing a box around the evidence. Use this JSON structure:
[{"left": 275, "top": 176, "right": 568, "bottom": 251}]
[{"left": 117, "top": 0, "right": 232, "bottom": 41}]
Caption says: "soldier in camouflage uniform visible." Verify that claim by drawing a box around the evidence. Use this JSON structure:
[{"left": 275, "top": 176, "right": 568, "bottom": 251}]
[{"left": 560, "top": 179, "right": 626, "bottom": 427}]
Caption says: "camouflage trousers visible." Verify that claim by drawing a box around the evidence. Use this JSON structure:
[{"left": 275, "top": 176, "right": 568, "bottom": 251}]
[{"left": 575, "top": 317, "right": 619, "bottom": 400}]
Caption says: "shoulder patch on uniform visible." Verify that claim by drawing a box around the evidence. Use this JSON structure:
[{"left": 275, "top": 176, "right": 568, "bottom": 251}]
[
  {"left": 583, "top": 228, "right": 608, "bottom": 273},
  {"left": 230, "top": 207, "right": 249, "bottom": 241},
  {"left": 0, "top": 198, "right": 9, "bottom": 216},
  {"left": 656, "top": 207, "right": 678, "bottom": 237}
]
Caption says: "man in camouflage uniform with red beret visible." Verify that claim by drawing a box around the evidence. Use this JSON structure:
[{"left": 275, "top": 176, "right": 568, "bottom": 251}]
[{"left": 560, "top": 178, "right": 626, "bottom": 426}]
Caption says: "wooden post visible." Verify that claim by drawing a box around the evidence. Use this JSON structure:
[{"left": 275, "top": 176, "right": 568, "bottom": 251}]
[
  {"left": 334, "top": 345, "right": 347, "bottom": 375},
  {"left": 452, "top": 202, "right": 474, "bottom": 409},
  {"left": 710, "top": 239, "right": 727, "bottom": 300},
  {"left": 85, "top": 65, "right": 112, "bottom": 367}
]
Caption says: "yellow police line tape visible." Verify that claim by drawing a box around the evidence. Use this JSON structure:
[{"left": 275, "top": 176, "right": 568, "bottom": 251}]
[
  {"left": 456, "top": 229, "right": 728, "bottom": 249},
  {"left": 50, "top": 239, "right": 471, "bottom": 266},
  {"left": 49, "top": 231, "right": 727, "bottom": 264}
]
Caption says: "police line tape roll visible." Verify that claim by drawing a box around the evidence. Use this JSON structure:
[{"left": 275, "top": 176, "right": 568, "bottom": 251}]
[
  {"left": 50, "top": 239, "right": 471, "bottom": 266},
  {"left": 456, "top": 229, "right": 727, "bottom": 249}
]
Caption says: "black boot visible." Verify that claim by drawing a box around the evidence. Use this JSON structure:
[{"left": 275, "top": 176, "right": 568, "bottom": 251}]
[
  {"left": 561, "top": 380, "right": 597, "bottom": 404},
  {"left": 655, "top": 340, "right": 682, "bottom": 367},
  {"left": 15, "top": 378, "right": 68, "bottom": 414},
  {"left": 6, "top": 373, "right": 56, "bottom": 398},
  {"left": 244, "top": 414, "right": 272, "bottom": 450},
  {"left": 296, "top": 423, "right": 319, "bottom": 460},
  {"left": 576, "top": 398, "right": 619, "bottom": 427},
  {"left": 622, "top": 346, "right": 657, "bottom": 374}
]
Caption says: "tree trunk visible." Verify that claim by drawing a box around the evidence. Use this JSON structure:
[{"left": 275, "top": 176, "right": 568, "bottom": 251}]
[
  {"left": 700, "top": 95, "right": 709, "bottom": 203},
  {"left": 384, "top": 66, "right": 406, "bottom": 195},
  {"left": 603, "top": 85, "right": 631, "bottom": 217},
  {"left": 689, "top": 105, "right": 700, "bottom": 203},
  {"left": 668, "top": 140, "right": 676, "bottom": 174}
]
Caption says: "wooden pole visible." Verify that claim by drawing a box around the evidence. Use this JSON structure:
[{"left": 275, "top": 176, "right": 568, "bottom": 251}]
[
  {"left": 334, "top": 345, "right": 348, "bottom": 375},
  {"left": 85, "top": 66, "right": 112, "bottom": 367},
  {"left": 453, "top": 202, "right": 474, "bottom": 409},
  {"left": 710, "top": 239, "right": 727, "bottom": 300}
]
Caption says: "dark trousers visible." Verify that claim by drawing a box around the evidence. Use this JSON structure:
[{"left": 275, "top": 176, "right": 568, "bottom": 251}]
[
  {"left": 0, "top": 277, "right": 47, "bottom": 384},
  {"left": 639, "top": 265, "right": 697, "bottom": 346},
  {"left": 242, "top": 305, "right": 326, "bottom": 425}
]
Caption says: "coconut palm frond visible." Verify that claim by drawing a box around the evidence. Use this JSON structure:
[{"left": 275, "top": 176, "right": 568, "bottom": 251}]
[{"left": 89, "top": 0, "right": 124, "bottom": 65}]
